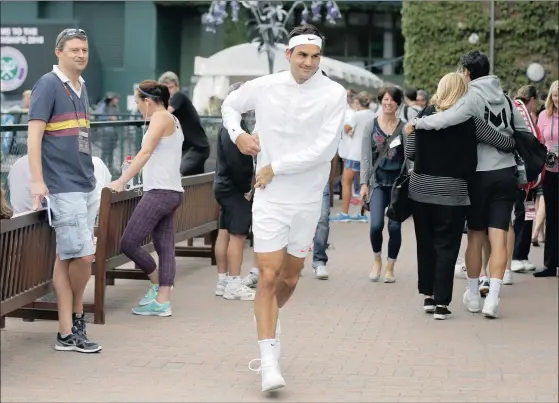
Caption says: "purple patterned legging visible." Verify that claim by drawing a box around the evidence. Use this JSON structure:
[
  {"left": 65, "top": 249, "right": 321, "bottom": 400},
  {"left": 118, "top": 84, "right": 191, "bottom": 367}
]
[{"left": 120, "top": 189, "right": 183, "bottom": 286}]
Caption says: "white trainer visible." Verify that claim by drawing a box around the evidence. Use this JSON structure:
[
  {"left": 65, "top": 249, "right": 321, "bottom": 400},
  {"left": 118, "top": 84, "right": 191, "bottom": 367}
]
[
  {"left": 482, "top": 293, "right": 500, "bottom": 319},
  {"left": 454, "top": 258, "right": 467, "bottom": 279},
  {"left": 223, "top": 284, "right": 256, "bottom": 301},
  {"left": 249, "top": 357, "right": 286, "bottom": 393},
  {"left": 313, "top": 265, "right": 329, "bottom": 280},
  {"left": 503, "top": 269, "right": 513, "bottom": 285},
  {"left": 462, "top": 288, "right": 481, "bottom": 313},
  {"left": 523, "top": 260, "right": 536, "bottom": 271},
  {"left": 241, "top": 272, "right": 259, "bottom": 288},
  {"left": 511, "top": 260, "right": 526, "bottom": 273},
  {"left": 215, "top": 277, "right": 228, "bottom": 296}
]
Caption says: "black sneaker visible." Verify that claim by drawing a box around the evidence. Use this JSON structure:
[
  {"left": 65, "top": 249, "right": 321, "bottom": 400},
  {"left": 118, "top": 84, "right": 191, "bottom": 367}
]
[
  {"left": 54, "top": 330, "right": 102, "bottom": 353},
  {"left": 433, "top": 305, "right": 452, "bottom": 320},
  {"left": 533, "top": 267, "right": 557, "bottom": 277},
  {"left": 423, "top": 298, "right": 435, "bottom": 313},
  {"left": 73, "top": 313, "right": 86, "bottom": 336}
]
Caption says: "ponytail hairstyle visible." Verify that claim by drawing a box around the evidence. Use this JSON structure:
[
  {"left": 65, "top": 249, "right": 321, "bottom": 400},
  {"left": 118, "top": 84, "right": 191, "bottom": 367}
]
[
  {"left": 136, "top": 80, "right": 171, "bottom": 109},
  {"left": 356, "top": 91, "right": 371, "bottom": 108}
]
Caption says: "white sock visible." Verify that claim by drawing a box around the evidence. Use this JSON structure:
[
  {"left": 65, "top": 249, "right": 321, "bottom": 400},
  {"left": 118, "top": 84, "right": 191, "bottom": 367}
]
[
  {"left": 249, "top": 267, "right": 259, "bottom": 276},
  {"left": 258, "top": 339, "right": 277, "bottom": 361},
  {"left": 488, "top": 278, "right": 502, "bottom": 298},
  {"left": 218, "top": 273, "right": 227, "bottom": 281},
  {"left": 467, "top": 277, "right": 479, "bottom": 297}
]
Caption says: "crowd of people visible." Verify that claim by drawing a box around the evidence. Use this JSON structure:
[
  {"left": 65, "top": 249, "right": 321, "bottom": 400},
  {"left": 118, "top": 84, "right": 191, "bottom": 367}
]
[{"left": 0, "top": 24, "right": 557, "bottom": 396}]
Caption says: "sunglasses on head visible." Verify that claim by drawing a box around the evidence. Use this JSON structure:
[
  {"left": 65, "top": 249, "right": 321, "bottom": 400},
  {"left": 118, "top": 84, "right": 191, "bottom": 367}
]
[{"left": 56, "top": 28, "right": 87, "bottom": 48}]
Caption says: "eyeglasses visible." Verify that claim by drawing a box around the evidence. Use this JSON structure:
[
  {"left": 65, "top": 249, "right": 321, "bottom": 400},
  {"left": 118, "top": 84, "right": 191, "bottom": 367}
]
[{"left": 56, "top": 28, "right": 87, "bottom": 48}]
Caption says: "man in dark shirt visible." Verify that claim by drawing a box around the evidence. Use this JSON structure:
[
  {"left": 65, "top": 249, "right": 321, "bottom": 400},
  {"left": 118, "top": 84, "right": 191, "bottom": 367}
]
[
  {"left": 213, "top": 82, "right": 256, "bottom": 301},
  {"left": 27, "top": 28, "right": 101, "bottom": 353},
  {"left": 158, "top": 71, "right": 210, "bottom": 175}
]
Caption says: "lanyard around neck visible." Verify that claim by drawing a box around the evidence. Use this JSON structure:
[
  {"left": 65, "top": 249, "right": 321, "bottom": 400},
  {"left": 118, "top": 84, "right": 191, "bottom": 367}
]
[{"left": 52, "top": 72, "right": 88, "bottom": 125}]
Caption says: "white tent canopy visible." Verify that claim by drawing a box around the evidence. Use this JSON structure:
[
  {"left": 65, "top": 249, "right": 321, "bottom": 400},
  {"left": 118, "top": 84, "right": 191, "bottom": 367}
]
[{"left": 192, "top": 42, "right": 383, "bottom": 114}]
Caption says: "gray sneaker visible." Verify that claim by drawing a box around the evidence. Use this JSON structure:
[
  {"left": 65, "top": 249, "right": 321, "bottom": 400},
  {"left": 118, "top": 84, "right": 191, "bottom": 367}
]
[{"left": 241, "top": 272, "right": 259, "bottom": 288}]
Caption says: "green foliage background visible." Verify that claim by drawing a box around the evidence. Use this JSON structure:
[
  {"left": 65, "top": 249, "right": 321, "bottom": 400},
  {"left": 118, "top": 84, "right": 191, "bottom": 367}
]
[{"left": 402, "top": 1, "right": 559, "bottom": 95}]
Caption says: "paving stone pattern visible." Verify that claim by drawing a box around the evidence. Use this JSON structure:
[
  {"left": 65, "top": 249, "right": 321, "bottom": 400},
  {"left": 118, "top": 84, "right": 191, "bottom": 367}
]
[{"left": 1, "top": 209, "right": 557, "bottom": 402}]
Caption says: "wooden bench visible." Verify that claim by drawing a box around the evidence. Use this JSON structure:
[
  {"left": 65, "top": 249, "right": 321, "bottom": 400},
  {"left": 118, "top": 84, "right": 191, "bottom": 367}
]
[
  {"left": 6, "top": 173, "right": 219, "bottom": 325},
  {"left": 0, "top": 211, "right": 56, "bottom": 328}
]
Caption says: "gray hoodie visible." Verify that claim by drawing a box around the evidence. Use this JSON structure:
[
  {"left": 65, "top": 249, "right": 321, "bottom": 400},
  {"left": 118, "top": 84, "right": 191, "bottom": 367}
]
[{"left": 414, "top": 75, "right": 528, "bottom": 172}]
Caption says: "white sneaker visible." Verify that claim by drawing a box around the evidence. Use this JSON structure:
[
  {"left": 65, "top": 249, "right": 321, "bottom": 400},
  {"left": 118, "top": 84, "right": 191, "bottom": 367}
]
[
  {"left": 241, "top": 272, "right": 259, "bottom": 288},
  {"left": 482, "top": 293, "right": 500, "bottom": 319},
  {"left": 313, "top": 265, "right": 329, "bottom": 280},
  {"left": 462, "top": 289, "right": 481, "bottom": 313},
  {"left": 503, "top": 269, "right": 513, "bottom": 285},
  {"left": 223, "top": 284, "right": 256, "bottom": 301},
  {"left": 215, "top": 277, "right": 228, "bottom": 296},
  {"left": 249, "top": 357, "right": 286, "bottom": 393},
  {"left": 454, "top": 259, "right": 467, "bottom": 279},
  {"left": 511, "top": 260, "right": 526, "bottom": 273},
  {"left": 523, "top": 260, "right": 536, "bottom": 271}
]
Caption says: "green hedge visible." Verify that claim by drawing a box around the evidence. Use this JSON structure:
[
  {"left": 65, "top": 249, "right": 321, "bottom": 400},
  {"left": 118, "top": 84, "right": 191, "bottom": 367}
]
[{"left": 402, "top": 1, "right": 559, "bottom": 95}]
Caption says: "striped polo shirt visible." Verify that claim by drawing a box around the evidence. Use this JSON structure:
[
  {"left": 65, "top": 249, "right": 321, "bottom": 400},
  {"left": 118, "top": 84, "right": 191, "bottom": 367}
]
[{"left": 28, "top": 66, "right": 95, "bottom": 194}]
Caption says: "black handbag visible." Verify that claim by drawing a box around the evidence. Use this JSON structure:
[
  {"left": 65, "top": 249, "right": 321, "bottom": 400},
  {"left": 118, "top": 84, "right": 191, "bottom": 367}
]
[{"left": 386, "top": 161, "right": 412, "bottom": 223}]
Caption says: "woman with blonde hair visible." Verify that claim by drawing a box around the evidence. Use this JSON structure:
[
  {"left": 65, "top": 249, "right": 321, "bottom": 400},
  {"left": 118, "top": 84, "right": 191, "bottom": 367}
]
[
  {"left": 405, "top": 72, "right": 515, "bottom": 319},
  {"left": 534, "top": 80, "right": 559, "bottom": 278}
]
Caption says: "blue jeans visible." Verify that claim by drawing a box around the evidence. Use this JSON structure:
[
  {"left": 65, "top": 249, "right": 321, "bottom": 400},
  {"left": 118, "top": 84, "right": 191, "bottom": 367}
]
[
  {"left": 313, "top": 183, "right": 331, "bottom": 267},
  {"left": 369, "top": 186, "right": 402, "bottom": 260}
]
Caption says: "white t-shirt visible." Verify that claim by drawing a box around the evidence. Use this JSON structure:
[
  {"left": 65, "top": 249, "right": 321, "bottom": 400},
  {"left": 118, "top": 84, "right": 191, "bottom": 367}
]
[
  {"left": 338, "top": 106, "right": 355, "bottom": 160},
  {"left": 8, "top": 155, "right": 113, "bottom": 215},
  {"left": 347, "top": 109, "right": 376, "bottom": 162}
]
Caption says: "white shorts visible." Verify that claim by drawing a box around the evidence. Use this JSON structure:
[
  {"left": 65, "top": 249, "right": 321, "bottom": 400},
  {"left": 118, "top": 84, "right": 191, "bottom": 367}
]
[{"left": 252, "top": 198, "right": 321, "bottom": 258}]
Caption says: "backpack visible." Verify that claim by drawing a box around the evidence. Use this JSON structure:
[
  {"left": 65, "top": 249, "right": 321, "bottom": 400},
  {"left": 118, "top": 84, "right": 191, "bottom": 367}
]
[{"left": 505, "top": 97, "right": 547, "bottom": 186}]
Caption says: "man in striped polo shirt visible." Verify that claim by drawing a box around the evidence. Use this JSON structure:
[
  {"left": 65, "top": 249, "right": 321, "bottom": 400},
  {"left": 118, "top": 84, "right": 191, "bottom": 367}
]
[{"left": 27, "top": 28, "right": 101, "bottom": 353}]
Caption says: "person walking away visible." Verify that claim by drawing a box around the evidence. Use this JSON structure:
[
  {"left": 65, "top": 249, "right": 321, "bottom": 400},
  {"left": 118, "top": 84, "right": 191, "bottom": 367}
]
[
  {"left": 108, "top": 80, "right": 184, "bottom": 316},
  {"left": 534, "top": 80, "right": 558, "bottom": 277},
  {"left": 406, "top": 72, "right": 516, "bottom": 320},
  {"left": 330, "top": 91, "right": 374, "bottom": 222},
  {"left": 507, "top": 85, "right": 542, "bottom": 277},
  {"left": 27, "top": 28, "right": 101, "bottom": 352},
  {"left": 406, "top": 50, "right": 531, "bottom": 319},
  {"left": 360, "top": 86, "right": 407, "bottom": 283},
  {"left": 221, "top": 24, "right": 346, "bottom": 393},
  {"left": 213, "top": 81, "right": 257, "bottom": 301},
  {"left": 158, "top": 71, "right": 210, "bottom": 175}
]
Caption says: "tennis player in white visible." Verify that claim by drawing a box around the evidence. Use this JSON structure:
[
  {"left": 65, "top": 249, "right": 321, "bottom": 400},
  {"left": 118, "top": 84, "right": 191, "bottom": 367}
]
[{"left": 221, "top": 24, "right": 346, "bottom": 393}]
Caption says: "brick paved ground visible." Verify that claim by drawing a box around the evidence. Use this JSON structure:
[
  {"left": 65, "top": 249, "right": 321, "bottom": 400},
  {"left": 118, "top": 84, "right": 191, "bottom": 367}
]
[{"left": 2, "top": 206, "right": 558, "bottom": 402}]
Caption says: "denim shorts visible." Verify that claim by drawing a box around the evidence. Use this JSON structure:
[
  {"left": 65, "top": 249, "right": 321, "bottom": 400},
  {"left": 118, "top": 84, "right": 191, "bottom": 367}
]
[
  {"left": 344, "top": 159, "right": 360, "bottom": 171},
  {"left": 49, "top": 191, "right": 100, "bottom": 261}
]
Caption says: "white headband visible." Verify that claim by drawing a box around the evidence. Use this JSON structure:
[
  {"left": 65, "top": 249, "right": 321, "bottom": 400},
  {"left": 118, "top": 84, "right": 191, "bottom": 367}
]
[{"left": 288, "top": 34, "right": 322, "bottom": 50}]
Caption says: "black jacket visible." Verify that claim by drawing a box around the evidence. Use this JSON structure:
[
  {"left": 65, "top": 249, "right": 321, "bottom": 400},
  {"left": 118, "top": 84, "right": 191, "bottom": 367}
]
[
  {"left": 413, "top": 105, "right": 478, "bottom": 180},
  {"left": 213, "top": 120, "right": 254, "bottom": 196}
]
